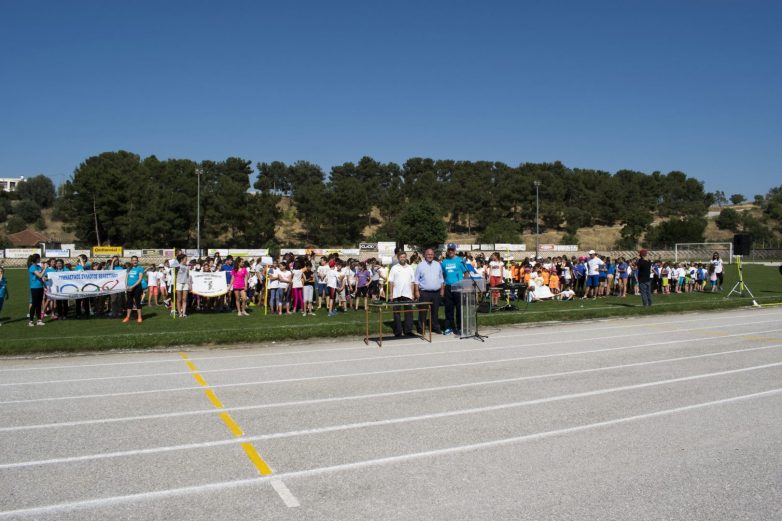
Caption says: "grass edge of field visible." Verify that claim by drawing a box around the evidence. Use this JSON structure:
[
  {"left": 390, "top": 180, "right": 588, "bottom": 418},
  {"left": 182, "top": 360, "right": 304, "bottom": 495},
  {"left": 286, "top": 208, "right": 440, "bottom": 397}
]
[{"left": 1, "top": 294, "right": 780, "bottom": 357}]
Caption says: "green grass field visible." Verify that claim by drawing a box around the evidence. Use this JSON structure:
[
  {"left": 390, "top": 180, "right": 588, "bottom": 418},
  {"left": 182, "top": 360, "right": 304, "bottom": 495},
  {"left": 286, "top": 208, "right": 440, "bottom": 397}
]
[{"left": 0, "top": 264, "right": 781, "bottom": 355}]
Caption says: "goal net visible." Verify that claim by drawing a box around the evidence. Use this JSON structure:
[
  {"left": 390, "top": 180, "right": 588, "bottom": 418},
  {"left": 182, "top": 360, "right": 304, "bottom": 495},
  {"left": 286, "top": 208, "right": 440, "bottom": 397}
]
[{"left": 674, "top": 242, "right": 733, "bottom": 264}]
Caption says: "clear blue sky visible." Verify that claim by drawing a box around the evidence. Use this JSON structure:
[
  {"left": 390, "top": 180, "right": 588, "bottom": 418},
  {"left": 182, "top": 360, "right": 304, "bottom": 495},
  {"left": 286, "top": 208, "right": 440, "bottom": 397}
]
[{"left": 1, "top": 0, "right": 780, "bottom": 198}]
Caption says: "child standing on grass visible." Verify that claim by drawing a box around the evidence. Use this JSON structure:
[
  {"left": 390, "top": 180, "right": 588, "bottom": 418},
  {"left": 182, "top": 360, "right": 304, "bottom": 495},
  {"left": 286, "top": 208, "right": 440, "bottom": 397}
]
[
  {"left": 0, "top": 267, "right": 8, "bottom": 326},
  {"left": 291, "top": 260, "right": 304, "bottom": 315},
  {"left": 232, "top": 258, "right": 249, "bottom": 316},
  {"left": 709, "top": 264, "right": 718, "bottom": 292}
]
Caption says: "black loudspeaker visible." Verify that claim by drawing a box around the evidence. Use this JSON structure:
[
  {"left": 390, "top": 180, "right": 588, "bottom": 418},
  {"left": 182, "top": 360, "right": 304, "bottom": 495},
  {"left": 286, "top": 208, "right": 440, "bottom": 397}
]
[{"left": 733, "top": 234, "right": 752, "bottom": 256}]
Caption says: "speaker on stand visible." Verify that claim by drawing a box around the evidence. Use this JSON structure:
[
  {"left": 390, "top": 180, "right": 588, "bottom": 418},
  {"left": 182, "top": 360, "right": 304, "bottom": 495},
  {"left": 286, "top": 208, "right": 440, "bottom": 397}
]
[{"left": 733, "top": 234, "right": 752, "bottom": 256}]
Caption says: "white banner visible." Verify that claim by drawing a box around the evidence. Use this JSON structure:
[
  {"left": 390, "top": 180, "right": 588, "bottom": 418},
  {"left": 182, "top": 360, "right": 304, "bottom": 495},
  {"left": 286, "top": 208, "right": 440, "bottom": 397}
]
[
  {"left": 190, "top": 271, "right": 229, "bottom": 298},
  {"left": 539, "top": 244, "right": 578, "bottom": 252},
  {"left": 72, "top": 249, "right": 91, "bottom": 258},
  {"left": 4, "top": 248, "right": 41, "bottom": 259},
  {"left": 377, "top": 242, "right": 396, "bottom": 255},
  {"left": 45, "top": 270, "right": 128, "bottom": 300},
  {"left": 340, "top": 248, "right": 360, "bottom": 256},
  {"left": 44, "top": 249, "right": 70, "bottom": 257},
  {"left": 124, "top": 249, "right": 143, "bottom": 258}
]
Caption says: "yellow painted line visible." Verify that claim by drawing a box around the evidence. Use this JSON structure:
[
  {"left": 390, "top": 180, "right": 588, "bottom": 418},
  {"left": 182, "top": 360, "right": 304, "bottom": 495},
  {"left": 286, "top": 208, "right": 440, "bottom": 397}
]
[
  {"left": 241, "top": 442, "right": 273, "bottom": 476},
  {"left": 204, "top": 389, "right": 224, "bottom": 409},
  {"left": 219, "top": 412, "right": 245, "bottom": 437},
  {"left": 193, "top": 373, "right": 208, "bottom": 387},
  {"left": 178, "top": 352, "right": 189, "bottom": 360},
  {"left": 185, "top": 361, "right": 197, "bottom": 372}
]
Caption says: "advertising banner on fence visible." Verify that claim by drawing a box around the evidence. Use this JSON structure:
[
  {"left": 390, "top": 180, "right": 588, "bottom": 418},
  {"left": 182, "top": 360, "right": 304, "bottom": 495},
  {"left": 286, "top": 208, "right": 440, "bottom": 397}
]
[
  {"left": 44, "top": 248, "right": 70, "bottom": 257},
  {"left": 124, "top": 249, "right": 143, "bottom": 258},
  {"left": 4, "top": 248, "right": 41, "bottom": 259},
  {"left": 72, "top": 249, "right": 91, "bottom": 258},
  {"left": 377, "top": 242, "right": 396, "bottom": 255},
  {"left": 92, "top": 246, "right": 123, "bottom": 257},
  {"left": 142, "top": 249, "right": 175, "bottom": 257},
  {"left": 45, "top": 270, "right": 127, "bottom": 300},
  {"left": 189, "top": 271, "right": 229, "bottom": 298},
  {"left": 539, "top": 244, "right": 578, "bottom": 252},
  {"left": 228, "top": 249, "right": 268, "bottom": 257},
  {"left": 359, "top": 243, "right": 377, "bottom": 251}
]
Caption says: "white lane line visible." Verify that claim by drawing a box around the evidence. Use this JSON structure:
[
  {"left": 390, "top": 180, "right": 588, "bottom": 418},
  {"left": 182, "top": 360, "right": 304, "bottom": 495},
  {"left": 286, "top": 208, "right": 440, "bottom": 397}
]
[
  {"left": 3, "top": 359, "right": 781, "bottom": 469},
  {"left": 2, "top": 326, "right": 780, "bottom": 405},
  {"left": 1, "top": 387, "right": 779, "bottom": 519},
  {"left": 5, "top": 317, "right": 779, "bottom": 387},
  {"left": 1, "top": 308, "right": 778, "bottom": 373},
  {"left": 269, "top": 479, "right": 300, "bottom": 508},
  {"left": 3, "top": 342, "right": 782, "bottom": 433}
]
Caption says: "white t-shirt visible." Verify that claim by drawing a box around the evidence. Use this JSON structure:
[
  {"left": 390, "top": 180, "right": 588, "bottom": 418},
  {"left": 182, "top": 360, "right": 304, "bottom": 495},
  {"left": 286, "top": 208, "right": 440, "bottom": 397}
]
[
  {"left": 277, "top": 270, "right": 291, "bottom": 289},
  {"left": 292, "top": 269, "right": 304, "bottom": 288},
  {"left": 327, "top": 268, "right": 339, "bottom": 288},
  {"left": 147, "top": 271, "right": 158, "bottom": 287},
  {"left": 586, "top": 257, "right": 604, "bottom": 276},
  {"left": 711, "top": 259, "right": 723, "bottom": 274},
  {"left": 317, "top": 265, "right": 329, "bottom": 283},
  {"left": 341, "top": 267, "right": 353, "bottom": 286},
  {"left": 388, "top": 263, "right": 415, "bottom": 299},
  {"left": 267, "top": 268, "right": 279, "bottom": 289},
  {"left": 489, "top": 261, "right": 504, "bottom": 278}
]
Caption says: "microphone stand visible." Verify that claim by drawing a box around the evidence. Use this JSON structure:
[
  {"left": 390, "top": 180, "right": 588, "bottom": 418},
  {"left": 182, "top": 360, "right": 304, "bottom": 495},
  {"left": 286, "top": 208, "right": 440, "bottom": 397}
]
[{"left": 460, "top": 259, "right": 488, "bottom": 342}]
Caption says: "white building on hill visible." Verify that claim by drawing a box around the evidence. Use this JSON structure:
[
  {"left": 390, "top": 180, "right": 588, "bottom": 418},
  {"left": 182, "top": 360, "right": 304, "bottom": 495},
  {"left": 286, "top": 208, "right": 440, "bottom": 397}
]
[{"left": 0, "top": 176, "right": 25, "bottom": 192}]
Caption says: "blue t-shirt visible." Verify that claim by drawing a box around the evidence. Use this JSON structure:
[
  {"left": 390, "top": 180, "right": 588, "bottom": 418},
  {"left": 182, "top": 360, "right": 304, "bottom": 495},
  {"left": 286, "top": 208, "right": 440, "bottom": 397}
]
[
  {"left": 0, "top": 277, "right": 7, "bottom": 298},
  {"left": 221, "top": 264, "right": 233, "bottom": 283},
  {"left": 442, "top": 257, "right": 465, "bottom": 286},
  {"left": 29, "top": 264, "right": 44, "bottom": 289},
  {"left": 127, "top": 266, "right": 145, "bottom": 287}
]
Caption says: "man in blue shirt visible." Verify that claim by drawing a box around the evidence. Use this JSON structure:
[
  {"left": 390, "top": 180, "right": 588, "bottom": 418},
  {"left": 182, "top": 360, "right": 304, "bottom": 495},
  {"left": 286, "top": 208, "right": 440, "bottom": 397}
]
[
  {"left": 414, "top": 248, "right": 444, "bottom": 334},
  {"left": 124, "top": 256, "right": 145, "bottom": 324},
  {"left": 440, "top": 243, "right": 469, "bottom": 335}
]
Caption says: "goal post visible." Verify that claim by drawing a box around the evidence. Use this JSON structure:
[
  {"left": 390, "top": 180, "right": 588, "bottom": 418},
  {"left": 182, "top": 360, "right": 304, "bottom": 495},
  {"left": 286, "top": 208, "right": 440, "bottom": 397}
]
[{"left": 674, "top": 242, "right": 733, "bottom": 264}]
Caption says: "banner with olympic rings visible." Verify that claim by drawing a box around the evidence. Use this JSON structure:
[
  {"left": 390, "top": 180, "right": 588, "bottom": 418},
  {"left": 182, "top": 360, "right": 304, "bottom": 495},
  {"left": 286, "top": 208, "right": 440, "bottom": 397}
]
[{"left": 45, "top": 270, "right": 128, "bottom": 300}]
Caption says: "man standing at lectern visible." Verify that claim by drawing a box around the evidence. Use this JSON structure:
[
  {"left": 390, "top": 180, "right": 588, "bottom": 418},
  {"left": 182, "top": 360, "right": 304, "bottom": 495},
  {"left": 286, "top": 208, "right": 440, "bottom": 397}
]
[{"left": 441, "top": 243, "right": 468, "bottom": 335}]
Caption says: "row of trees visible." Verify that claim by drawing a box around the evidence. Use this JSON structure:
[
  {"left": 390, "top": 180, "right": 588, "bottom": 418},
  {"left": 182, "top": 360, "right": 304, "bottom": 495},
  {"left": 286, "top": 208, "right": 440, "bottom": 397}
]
[
  {"left": 258, "top": 157, "right": 715, "bottom": 248},
  {"left": 6, "top": 150, "right": 780, "bottom": 249},
  {"left": 57, "top": 152, "right": 280, "bottom": 248}
]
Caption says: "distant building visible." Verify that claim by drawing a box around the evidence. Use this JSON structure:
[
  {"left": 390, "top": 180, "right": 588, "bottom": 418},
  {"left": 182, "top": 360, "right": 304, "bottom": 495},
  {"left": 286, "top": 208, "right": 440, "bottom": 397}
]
[{"left": 0, "top": 176, "right": 25, "bottom": 192}]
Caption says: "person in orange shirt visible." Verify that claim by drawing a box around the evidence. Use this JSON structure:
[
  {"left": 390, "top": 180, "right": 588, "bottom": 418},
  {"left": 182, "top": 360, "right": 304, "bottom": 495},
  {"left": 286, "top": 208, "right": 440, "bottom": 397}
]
[
  {"left": 549, "top": 272, "right": 561, "bottom": 294},
  {"left": 541, "top": 268, "right": 550, "bottom": 286},
  {"left": 511, "top": 262, "right": 522, "bottom": 283}
]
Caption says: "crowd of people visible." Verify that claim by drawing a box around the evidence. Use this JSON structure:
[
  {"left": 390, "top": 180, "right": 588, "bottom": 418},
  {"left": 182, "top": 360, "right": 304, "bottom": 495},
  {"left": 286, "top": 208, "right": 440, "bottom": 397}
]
[{"left": 2, "top": 247, "right": 726, "bottom": 330}]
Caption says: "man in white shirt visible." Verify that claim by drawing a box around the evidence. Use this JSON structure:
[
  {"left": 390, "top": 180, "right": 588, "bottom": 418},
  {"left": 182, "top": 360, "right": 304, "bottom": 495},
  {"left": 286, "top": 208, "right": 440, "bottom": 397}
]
[
  {"left": 388, "top": 251, "right": 416, "bottom": 337},
  {"left": 584, "top": 250, "right": 604, "bottom": 300}
]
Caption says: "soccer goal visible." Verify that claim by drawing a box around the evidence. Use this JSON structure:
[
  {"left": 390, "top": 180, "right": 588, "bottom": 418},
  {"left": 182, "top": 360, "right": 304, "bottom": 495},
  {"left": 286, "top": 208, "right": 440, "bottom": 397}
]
[{"left": 674, "top": 242, "right": 733, "bottom": 264}]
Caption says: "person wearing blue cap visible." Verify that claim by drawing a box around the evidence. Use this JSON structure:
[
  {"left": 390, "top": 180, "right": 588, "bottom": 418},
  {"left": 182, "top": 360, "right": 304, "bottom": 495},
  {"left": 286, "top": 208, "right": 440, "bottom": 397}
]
[{"left": 440, "top": 243, "right": 468, "bottom": 335}]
